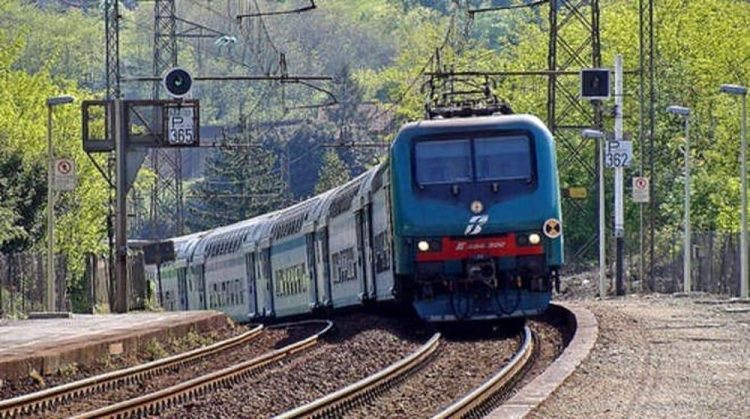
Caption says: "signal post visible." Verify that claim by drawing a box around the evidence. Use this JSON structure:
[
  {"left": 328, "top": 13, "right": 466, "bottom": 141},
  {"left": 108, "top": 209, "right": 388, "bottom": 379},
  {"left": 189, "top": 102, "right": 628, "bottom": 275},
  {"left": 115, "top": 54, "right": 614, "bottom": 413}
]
[{"left": 84, "top": 68, "right": 198, "bottom": 312}]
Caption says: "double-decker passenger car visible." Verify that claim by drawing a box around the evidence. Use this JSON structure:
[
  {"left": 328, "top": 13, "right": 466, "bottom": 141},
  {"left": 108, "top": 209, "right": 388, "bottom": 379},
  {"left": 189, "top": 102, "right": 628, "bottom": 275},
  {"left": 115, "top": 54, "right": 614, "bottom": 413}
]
[{"left": 146, "top": 114, "right": 562, "bottom": 322}]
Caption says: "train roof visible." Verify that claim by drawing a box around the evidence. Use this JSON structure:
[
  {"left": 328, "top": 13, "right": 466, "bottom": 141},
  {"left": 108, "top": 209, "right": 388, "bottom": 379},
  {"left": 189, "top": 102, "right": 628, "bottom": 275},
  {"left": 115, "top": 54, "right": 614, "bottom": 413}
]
[{"left": 396, "top": 114, "right": 549, "bottom": 134}]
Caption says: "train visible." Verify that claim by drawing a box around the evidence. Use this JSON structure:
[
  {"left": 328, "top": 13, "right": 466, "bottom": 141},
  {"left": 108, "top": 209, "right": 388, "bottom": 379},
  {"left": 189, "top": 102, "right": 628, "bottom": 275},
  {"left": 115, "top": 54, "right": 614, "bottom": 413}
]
[{"left": 146, "top": 113, "right": 563, "bottom": 322}]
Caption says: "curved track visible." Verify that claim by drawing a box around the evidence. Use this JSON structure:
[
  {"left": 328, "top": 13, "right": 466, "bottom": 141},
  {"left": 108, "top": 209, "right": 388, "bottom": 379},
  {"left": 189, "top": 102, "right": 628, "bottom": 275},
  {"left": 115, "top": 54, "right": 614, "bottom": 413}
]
[
  {"left": 69, "top": 320, "right": 333, "bottom": 419},
  {"left": 0, "top": 325, "right": 264, "bottom": 419},
  {"left": 276, "top": 325, "right": 535, "bottom": 419},
  {"left": 432, "top": 326, "right": 535, "bottom": 419},
  {"left": 274, "top": 332, "right": 441, "bottom": 419}
]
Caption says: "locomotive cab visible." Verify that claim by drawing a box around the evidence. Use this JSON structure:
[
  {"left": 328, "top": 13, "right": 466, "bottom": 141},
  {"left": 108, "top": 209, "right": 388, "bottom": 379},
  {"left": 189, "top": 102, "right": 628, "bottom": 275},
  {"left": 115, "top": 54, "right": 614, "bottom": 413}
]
[{"left": 390, "top": 115, "right": 563, "bottom": 322}]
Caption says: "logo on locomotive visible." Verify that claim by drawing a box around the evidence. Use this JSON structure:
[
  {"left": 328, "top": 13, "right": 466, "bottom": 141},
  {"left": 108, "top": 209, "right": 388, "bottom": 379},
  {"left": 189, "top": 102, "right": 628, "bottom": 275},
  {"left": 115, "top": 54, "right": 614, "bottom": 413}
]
[{"left": 464, "top": 215, "right": 489, "bottom": 236}]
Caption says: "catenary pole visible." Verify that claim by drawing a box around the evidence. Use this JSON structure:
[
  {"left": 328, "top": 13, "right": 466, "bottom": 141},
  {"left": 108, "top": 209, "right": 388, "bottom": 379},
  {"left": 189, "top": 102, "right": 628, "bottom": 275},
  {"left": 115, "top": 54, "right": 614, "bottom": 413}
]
[
  {"left": 114, "top": 99, "right": 128, "bottom": 313},
  {"left": 46, "top": 104, "right": 55, "bottom": 311},
  {"left": 614, "top": 55, "right": 625, "bottom": 295},
  {"left": 743, "top": 93, "right": 748, "bottom": 298},
  {"left": 684, "top": 115, "right": 691, "bottom": 293}
]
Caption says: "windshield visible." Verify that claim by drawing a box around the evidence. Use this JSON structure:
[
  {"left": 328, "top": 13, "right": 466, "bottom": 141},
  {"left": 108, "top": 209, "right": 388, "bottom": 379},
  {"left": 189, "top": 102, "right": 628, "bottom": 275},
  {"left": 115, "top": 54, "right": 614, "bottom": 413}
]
[
  {"left": 415, "top": 139, "right": 472, "bottom": 185},
  {"left": 414, "top": 134, "right": 534, "bottom": 186},
  {"left": 474, "top": 136, "right": 532, "bottom": 181}
]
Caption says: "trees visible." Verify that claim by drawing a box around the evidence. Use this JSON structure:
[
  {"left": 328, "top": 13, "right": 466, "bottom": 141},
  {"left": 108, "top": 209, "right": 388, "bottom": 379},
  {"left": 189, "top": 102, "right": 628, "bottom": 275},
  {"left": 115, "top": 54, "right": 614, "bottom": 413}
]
[
  {"left": 315, "top": 150, "right": 351, "bottom": 194},
  {"left": 187, "top": 130, "right": 287, "bottom": 231},
  {"left": 0, "top": 26, "right": 108, "bottom": 276}
]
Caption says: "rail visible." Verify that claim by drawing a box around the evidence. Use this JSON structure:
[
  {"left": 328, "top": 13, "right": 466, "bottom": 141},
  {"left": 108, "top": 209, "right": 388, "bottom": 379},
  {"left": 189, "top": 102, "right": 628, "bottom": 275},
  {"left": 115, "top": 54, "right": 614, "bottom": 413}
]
[
  {"left": 0, "top": 324, "right": 264, "bottom": 418},
  {"left": 71, "top": 319, "right": 333, "bottom": 419},
  {"left": 432, "top": 325, "right": 535, "bottom": 419},
  {"left": 275, "top": 332, "right": 441, "bottom": 419}
]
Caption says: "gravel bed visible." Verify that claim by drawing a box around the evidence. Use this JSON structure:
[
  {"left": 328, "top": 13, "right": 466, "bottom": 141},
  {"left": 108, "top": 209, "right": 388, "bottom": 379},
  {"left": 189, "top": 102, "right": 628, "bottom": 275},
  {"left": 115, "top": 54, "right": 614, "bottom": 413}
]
[
  {"left": 0, "top": 324, "right": 244, "bottom": 401},
  {"left": 159, "top": 313, "right": 428, "bottom": 418},
  {"left": 345, "top": 311, "right": 567, "bottom": 418},
  {"left": 41, "top": 324, "right": 320, "bottom": 419},
  {"left": 344, "top": 325, "right": 521, "bottom": 418},
  {"left": 514, "top": 310, "right": 571, "bottom": 390}
]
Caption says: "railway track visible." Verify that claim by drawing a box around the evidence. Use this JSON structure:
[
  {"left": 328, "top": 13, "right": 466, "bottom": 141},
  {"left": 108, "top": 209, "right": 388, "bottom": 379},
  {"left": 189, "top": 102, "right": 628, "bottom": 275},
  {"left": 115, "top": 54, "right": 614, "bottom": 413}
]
[
  {"left": 0, "top": 324, "right": 264, "bottom": 419},
  {"left": 66, "top": 320, "right": 332, "bottom": 419},
  {"left": 432, "top": 325, "right": 535, "bottom": 419},
  {"left": 276, "top": 326, "right": 534, "bottom": 419},
  {"left": 275, "top": 332, "right": 442, "bottom": 419}
]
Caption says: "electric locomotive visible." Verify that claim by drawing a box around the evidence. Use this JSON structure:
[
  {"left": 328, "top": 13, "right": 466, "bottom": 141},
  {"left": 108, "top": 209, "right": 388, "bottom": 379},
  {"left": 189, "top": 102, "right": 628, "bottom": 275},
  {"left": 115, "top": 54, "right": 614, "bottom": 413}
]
[
  {"left": 145, "top": 114, "right": 562, "bottom": 323},
  {"left": 390, "top": 114, "right": 563, "bottom": 321}
]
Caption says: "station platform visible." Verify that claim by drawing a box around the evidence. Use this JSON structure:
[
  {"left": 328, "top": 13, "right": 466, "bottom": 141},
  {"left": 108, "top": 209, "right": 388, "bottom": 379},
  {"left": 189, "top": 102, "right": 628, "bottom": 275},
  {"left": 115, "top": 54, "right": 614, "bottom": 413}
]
[
  {"left": 0, "top": 311, "right": 228, "bottom": 379},
  {"left": 530, "top": 294, "right": 750, "bottom": 418}
]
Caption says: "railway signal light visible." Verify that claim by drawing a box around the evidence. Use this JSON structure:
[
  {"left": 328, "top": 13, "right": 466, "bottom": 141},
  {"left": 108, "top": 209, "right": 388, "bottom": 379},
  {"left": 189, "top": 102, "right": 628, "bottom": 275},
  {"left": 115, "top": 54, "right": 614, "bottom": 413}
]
[
  {"left": 580, "top": 69, "right": 611, "bottom": 100},
  {"left": 162, "top": 68, "right": 193, "bottom": 98}
]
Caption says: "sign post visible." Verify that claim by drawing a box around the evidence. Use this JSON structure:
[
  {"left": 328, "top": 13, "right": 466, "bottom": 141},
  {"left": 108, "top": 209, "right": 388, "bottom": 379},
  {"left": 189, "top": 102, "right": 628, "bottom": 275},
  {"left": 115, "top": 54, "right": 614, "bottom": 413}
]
[
  {"left": 53, "top": 158, "right": 77, "bottom": 191},
  {"left": 632, "top": 177, "right": 650, "bottom": 203}
]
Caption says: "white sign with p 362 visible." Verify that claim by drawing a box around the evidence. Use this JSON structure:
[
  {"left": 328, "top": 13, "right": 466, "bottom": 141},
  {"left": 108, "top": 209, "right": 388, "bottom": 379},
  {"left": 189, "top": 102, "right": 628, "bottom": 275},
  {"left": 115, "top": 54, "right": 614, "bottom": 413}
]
[{"left": 605, "top": 140, "right": 633, "bottom": 168}]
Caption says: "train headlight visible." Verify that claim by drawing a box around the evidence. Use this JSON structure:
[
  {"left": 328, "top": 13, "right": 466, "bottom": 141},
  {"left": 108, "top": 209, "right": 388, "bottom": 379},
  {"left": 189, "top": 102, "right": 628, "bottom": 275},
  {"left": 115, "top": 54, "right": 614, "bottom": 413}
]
[
  {"left": 529, "top": 233, "right": 541, "bottom": 245},
  {"left": 417, "top": 240, "right": 430, "bottom": 252}
]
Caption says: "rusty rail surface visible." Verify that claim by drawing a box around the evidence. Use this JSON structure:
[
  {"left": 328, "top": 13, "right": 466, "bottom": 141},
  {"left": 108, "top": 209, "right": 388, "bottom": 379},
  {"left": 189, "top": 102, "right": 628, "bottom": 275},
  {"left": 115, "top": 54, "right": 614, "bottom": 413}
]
[
  {"left": 71, "top": 319, "right": 333, "bottom": 419},
  {"left": 0, "top": 324, "right": 264, "bottom": 418},
  {"left": 274, "top": 332, "right": 441, "bottom": 419}
]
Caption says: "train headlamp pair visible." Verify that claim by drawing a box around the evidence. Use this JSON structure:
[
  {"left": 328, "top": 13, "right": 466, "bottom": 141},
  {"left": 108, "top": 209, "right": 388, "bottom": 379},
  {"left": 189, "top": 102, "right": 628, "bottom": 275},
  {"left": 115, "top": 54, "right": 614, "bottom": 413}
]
[
  {"left": 517, "top": 233, "right": 542, "bottom": 246},
  {"left": 417, "top": 240, "right": 442, "bottom": 252}
]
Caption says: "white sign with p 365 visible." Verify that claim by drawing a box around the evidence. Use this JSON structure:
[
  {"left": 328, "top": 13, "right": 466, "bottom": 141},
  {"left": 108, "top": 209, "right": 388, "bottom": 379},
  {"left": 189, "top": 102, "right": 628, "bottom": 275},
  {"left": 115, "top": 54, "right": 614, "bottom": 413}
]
[{"left": 166, "top": 107, "right": 196, "bottom": 146}]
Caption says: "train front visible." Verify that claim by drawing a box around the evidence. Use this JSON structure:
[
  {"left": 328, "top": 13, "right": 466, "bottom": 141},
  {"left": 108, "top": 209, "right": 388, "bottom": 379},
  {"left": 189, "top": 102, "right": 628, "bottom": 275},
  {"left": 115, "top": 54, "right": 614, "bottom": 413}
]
[{"left": 390, "top": 115, "right": 563, "bottom": 322}]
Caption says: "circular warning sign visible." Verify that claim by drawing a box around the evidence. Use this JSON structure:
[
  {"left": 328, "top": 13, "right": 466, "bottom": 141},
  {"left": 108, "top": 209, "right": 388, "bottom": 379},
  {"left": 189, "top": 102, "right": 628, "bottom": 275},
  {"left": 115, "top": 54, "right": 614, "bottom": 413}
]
[
  {"left": 56, "top": 160, "right": 72, "bottom": 175},
  {"left": 543, "top": 218, "right": 562, "bottom": 239}
]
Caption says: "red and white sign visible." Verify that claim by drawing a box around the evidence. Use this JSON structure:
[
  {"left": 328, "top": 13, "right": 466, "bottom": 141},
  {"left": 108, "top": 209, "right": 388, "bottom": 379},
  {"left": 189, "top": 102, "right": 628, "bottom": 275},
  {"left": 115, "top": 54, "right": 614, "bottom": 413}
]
[
  {"left": 53, "top": 158, "right": 76, "bottom": 191},
  {"left": 415, "top": 234, "right": 543, "bottom": 262},
  {"left": 632, "top": 176, "right": 649, "bottom": 203}
]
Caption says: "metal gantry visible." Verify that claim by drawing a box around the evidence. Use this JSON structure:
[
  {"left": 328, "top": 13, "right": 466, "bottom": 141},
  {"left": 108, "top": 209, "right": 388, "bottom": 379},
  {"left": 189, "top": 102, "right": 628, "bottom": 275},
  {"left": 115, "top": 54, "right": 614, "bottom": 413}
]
[
  {"left": 547, "top": 0, "right": 603, "bottom": 263},
  {"left": 150, "top": 0, "right": 184, "bottom": 238}
]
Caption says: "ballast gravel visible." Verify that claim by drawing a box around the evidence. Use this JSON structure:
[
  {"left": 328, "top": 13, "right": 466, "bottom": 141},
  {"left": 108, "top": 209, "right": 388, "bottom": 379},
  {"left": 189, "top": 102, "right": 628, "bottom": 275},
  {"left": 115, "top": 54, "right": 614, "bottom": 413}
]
[
  {"left": 38, "top": 324, "right": 317, "bottom": 419},
  {"left": 159, "top": 313, "right": 429, "bottom": 418},
  {"left": 0, "top": 324, "right": 243, "bottom": 401},
  {"left": 345, "top": 317, "right": 566, "bottom": 418}
]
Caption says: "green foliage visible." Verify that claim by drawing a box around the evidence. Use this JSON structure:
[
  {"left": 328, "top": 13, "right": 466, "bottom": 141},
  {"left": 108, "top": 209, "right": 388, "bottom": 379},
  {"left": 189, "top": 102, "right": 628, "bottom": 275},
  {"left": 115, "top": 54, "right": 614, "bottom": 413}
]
[
  {"left": 0, "top": 1, "right": 104, "bottom": 89},
  {"left": 0, "top": 148, "right": 46, "bottom": 252},
  {"left": 187, "top": 132, "right": 287, "bottom": 231},
  {"left": 0, "top": 25, "right": 108, "bottom": 277},
  {"left": 315, "top": 150, "right": 351, "bottom": 194}
]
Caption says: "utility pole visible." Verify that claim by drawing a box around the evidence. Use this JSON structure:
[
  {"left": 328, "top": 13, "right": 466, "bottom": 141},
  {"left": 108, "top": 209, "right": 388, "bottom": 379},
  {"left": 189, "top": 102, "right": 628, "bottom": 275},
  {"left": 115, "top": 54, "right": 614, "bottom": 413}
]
[
  {"left": 719, "top": 84, "right": 748, "bottom": 297},
  {"left": 114, "top": 99, "right": 128, "bottom": 313},
  {"left": 614, "top": 55, "right": 625, "bottom": 296}
]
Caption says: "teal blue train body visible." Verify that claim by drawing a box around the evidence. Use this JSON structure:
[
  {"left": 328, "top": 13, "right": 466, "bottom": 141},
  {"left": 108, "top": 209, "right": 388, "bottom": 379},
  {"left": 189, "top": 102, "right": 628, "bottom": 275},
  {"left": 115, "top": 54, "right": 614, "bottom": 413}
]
[
  {"left": 145, "top": 114, "right": 562, "bottom": 323},
  {"left": 390, "top": 115, "right": 563, "bottom": 321}
]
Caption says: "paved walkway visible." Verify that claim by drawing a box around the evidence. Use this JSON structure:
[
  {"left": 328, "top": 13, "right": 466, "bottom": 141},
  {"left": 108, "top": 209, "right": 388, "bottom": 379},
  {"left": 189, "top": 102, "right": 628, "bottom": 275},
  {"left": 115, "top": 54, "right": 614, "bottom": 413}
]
[
  {"left": 0, "top": 311, "right": 227, "bottom": 379},
  {"left": 531, "top": 295, "right": 750, "bottom": 419}
]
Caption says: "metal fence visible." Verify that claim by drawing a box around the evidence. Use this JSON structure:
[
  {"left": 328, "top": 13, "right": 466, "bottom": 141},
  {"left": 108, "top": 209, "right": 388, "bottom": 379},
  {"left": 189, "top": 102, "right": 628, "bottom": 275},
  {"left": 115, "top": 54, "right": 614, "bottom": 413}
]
[
  {"left": 81, "top": 253, "right": 149, "bottom": 312},
  {"left": 0, "top": 251, "right": 148, "bottom": 318},
  {"left": 649, "top": 231, "right": 742, "bottom": 295},
  {"left": 0, "top": 252, "right": 68, "bottom": 318}
]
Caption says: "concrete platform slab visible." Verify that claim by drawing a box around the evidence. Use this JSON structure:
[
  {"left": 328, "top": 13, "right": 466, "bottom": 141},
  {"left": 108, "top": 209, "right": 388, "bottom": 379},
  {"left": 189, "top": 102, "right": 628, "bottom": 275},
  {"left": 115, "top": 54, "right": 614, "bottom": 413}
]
[
  {"left": 529, "top": 295, "right": 750, "bottom": 419},
  {"left": 0, "top": 311, "right": 228, "bottom": 379}
]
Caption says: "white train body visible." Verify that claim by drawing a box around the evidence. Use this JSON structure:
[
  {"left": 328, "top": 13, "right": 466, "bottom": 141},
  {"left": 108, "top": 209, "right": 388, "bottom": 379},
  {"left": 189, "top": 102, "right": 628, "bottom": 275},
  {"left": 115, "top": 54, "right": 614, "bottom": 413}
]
[{"left": 152, "top": 165, "right": 394, "bottom": 321}]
